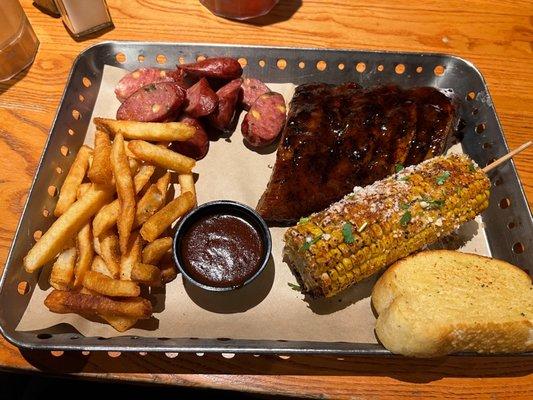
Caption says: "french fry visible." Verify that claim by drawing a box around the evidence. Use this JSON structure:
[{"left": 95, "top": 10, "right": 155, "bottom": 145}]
[
  {"left": 100, "top": 314, "right": 139, "bottom": 332},
  {"left": 49, "top": 247, "right": 76, "bottom": 290},
  {"left": 79, "top": 286, "right": 139, "bottom": 331},
  {"left": 72, "top": 182, "right": 94, "bottom": 288},
  {"left": 135, "top": 185, "right": 165, "bottom": 227},
  {"left": 156, "top": 171, "right": 171, "bottom": 195},
  {"left": 91, "top": 255, "right": 113, "bottom": 277},
  {"left": 128, "top": 157, "right": 140, "bottom": 175},
  {"left": 25, "top": 116, "right": 204, "bottom": 332},
  {"left": 160, "top": 263, "right": 178, "bottom": 284},
  {"left": 111, "top": 133, "right": 136, "bottom": 253},
  {"left": 132, "top": 164, "right": 157, "bottom": 193},
  {"left": 131, "top": 263, "right": 162, "bottom": 286},
  {"left": 83, "top": 270, "right": 140, "bottom": 297},
  {"left": 159, "top": 253, "right": 178, "bottom": 284},
  {"left": 142, "top": 237, "right": 173, "bottom": 265},
  {"left": 44, "top": 290, "right": 152, "bottom": 319},
  {"left": 73, "top": 222, "right": 94, "bottom": 288},
  {"left": 120, "top": 231, "right": 142, "bottom": 280},
  {"left": 80, "top": 286, "right": 98, "bottom": 295},
  {"left": 62, "top": 237, "right": 76, "bottom": 250},
  {"left": 76, "top": 183, "right": 92, "bottom": 199},
  {"left": 140, "top": 191, "right": 195, "bottom": 242},
  {"left": 54, "top": 145, "right": 93, "bottom": 216},
  {"left": 92, "top": 201, "right": 118, "bottom": 239},
  {"left": 93, "top": 234, "right": 101, "bottom": 256},
  {"left": 24, "top": 183, "right": 114, "bottom": 273},
  {"left": 136, "top": 172, "right": 172, "bottom": 226},
  {"left": 123, "top": 140, "right": 137, "bottom": 158},
  {"left": 178, "top": 174, "right": 196, "bottom": 205},
  {"left": 99, "top": 231, "right": 121, "bottom": 278},
  {"left": 94, "top": 118, "right": 195, "bottom": 142},
  {"left": 128, "top": 140, "right": 195, "bottom": 173},
  {"left": 87, "top": 130, "right": 113, "bottom": 184},
  {"left": 92, "top": 165, "right": 155, "bottom": 237}
]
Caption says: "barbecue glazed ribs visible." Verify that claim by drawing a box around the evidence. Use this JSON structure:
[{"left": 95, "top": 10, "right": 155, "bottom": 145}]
[{"left": 256, "top": 83, "right": 456, "bottom": 224}]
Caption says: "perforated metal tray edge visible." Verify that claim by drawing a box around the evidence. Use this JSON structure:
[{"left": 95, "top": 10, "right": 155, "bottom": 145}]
[{"left": 1, "top": 41, "right": 531, "bottom": 355}]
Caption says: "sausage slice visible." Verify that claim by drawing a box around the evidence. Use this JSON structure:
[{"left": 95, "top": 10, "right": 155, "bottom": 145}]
[
  {"left": 115, "top": 68, "right": 185, "bottom": 102},
  {"left": 241, "top": 77, "right": 270, "bottom": 110},
  {"left": 116, "top": 82, "right": 186, "bottom": 122},
  {"left": 178, "top": 57, "right": 242, "bottom": 80},
  {"left": 241, "top": 92, "right": 286, "bottom": 147},
  {"left": 172, "top": 117, "right": 210, "bottom": 160},
  {"left": 208, "top": 78, "right": 242, "bottom": 132},
  {"left": 184, "top": 78, "right": 218, "bottom": 118}
]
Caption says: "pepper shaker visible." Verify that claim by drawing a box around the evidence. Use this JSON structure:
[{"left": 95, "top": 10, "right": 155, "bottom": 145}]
[{"left": 53, "top": 0, "right": 113, "bottom": 38}]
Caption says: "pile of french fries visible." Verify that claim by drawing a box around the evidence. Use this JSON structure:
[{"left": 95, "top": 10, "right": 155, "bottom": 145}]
[{"left": 23, "top": 118, "right": 198, "bottom": 332}]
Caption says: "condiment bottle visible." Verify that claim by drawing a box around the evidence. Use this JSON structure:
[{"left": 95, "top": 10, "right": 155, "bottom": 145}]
[{"left": 53, "top": 0, "right": 113, "bottom": 38}]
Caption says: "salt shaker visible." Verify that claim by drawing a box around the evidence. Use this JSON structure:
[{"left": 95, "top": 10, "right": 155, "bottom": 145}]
[{"left": 53, "top": 0, "right": 113, "bottom": 38}]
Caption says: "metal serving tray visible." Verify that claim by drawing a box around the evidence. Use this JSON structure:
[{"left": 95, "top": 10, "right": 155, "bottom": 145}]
[{"left": 1, "top": 42, "right": 531, "bottom": 354}]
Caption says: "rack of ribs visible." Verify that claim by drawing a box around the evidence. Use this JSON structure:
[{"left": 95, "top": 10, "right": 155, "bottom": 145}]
[{"left": 256, "top": 83, "right": 456, "bottom": 225}]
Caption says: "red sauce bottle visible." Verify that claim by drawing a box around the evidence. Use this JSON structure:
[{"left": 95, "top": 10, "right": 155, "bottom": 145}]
[{"left": 200, "top": 0, "right": 279, "bottom": 20}]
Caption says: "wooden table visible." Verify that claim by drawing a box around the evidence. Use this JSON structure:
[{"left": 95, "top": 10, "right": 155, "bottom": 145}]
[{"left": 1, "top": 0, "right": 532, "bottom": 398}]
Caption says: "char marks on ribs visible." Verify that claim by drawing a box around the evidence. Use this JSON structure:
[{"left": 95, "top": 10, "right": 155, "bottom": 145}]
[{"left": 256, "top": 83, "right": 456, "bottom": 224}]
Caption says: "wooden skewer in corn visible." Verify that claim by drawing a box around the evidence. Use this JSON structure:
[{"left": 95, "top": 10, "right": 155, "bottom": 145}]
[
  {"left": 284, "top": 141, "right": 531, "bottom": 298},
  {"left": 483, "top": 141, "right": 532, "bottom": 173}
]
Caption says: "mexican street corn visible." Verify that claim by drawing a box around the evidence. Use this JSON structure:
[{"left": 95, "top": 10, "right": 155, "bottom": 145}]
[{"left": 283, "top": 154, "right": 490, "bottom": 298}]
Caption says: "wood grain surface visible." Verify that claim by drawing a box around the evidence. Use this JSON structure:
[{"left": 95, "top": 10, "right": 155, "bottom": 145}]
[{"left": 0, "top": 0, "right": 532, "bottom": 398}]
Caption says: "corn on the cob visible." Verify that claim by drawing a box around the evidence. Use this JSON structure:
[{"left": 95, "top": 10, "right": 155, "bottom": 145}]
[{"left": 283, "top": 154, "right": 491, "bottom": 298}]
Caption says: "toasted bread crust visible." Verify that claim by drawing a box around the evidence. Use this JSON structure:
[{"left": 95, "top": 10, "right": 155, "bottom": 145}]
[{"left": 371, "top": 250, "right": 532, "bottom": 357}]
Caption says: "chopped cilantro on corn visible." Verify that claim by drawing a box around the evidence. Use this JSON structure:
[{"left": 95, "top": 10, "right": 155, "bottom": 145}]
[{"left": 283, "top": 154, "right": 490, "bottom": 298}]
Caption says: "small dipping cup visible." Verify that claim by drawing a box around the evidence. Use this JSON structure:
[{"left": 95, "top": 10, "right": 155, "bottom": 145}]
[{"left": 173, "top": 200, "right": 272, "bottom": 292}]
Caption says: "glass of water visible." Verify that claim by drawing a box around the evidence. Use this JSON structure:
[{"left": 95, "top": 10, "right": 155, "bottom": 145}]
[{"left": 0, "top": 0, "right": 39, "bottom": 82}]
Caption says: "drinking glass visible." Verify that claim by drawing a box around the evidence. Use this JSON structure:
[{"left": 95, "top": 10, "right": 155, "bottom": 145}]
[
  {"left": 200, "top": 0, "right": 280, "bottom": 20},
  {"left": 0, "top": 0, "right": 39, "bottom": 82}
]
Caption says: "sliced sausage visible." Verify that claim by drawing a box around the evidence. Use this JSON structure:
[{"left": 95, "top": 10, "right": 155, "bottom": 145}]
[
  {"left": 116, "top": 82, "right": 186, "bottom": 122},
  {"left": 178, "top": 57, "right": 242, "bottom": 80},
  {"left": 172, "top": 117, "right": 210, "bottom": 160},
  {"left": 241, "top": 92, "right": 286, "bottom": 147},
  {"left": 208, "top": 78, "right": 242, "bottom": 132},
  {"left": 184, "top": 78, "right": 218, "bottom": 118},
  {"left": 115, "top": 68, "right": 185, "bottom": 102},
  {"left": 241, "top": 77, "right": 270, "bottom": 110}
]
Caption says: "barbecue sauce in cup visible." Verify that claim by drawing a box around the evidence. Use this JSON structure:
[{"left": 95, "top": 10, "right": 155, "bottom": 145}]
[{"left": 180, "top": 213, "right": 264, "bottom": 288}]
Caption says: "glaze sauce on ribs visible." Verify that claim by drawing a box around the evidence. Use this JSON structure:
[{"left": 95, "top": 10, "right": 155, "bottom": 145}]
[{"left": 256, "top": 83, "right": 456, "bottom": 224}]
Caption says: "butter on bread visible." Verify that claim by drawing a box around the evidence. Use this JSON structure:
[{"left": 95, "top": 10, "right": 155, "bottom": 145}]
[{"left": 372, "top": 250, "right": 532, "bottom": 357}]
